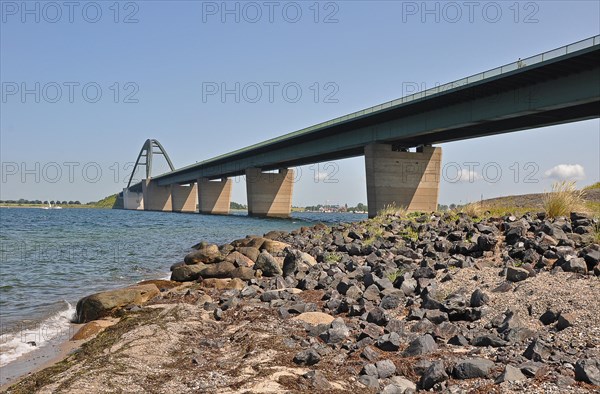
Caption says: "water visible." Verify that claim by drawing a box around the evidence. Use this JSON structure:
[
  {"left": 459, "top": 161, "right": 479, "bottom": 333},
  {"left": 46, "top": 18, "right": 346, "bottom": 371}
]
[{"left": 0, "top": 207, "right": 366, "bottom": 365}]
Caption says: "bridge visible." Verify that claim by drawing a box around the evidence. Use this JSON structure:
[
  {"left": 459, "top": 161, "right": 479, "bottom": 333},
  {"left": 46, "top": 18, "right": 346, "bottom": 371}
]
[{"left": 121, "top": 35, "right": 600, "bottom": 218}]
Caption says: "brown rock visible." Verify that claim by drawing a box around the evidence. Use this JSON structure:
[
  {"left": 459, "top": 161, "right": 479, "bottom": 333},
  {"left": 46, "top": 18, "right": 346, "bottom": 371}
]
[
  {"left": 224, "top": 251, "right": 254, "bottom": 267},
  {"left": 199, "top": 261, "right": 236, "bottom": 279},
  {"left": 184, "top": 244, "right": 222, "bottom": 264},
  {"left": 171, "top": 263, "right": 208, "bottom": 282},
  {"left": 75, "top": 284, "right": 160, "bottom": 323},
  {"left": 292, "top": 312, "right": 334, "bottom": 326},
  {"left": 201, "top": 278, "right": 245, "bottom": 290},
  {"left": 261, "top": 239, "right": 290, "bottom": 255},
  {"left": 71, "top": 319, "right": 118, "bottom": 340},
  {"left": 237, "top": 247, "right": 260, "bottom": 262}
]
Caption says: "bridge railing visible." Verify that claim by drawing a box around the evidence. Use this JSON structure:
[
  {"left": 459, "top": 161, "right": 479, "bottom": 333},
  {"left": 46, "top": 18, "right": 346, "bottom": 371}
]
[{"left": 288, "top": 35, "right": 600, "bottom": 138}]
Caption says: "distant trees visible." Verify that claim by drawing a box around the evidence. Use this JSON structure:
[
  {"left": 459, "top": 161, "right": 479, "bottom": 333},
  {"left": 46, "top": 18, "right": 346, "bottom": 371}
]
[
  {"left": 0, "top": 199, "right": 82, "bottom": 205},
  {"left": 230, "top": 201, "right": 247, "bottom": 210}
]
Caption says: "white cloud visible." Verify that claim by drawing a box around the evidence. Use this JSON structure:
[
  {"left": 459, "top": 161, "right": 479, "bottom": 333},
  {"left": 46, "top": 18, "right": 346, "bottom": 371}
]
[
  {"left": 544, "top": 164, "right": 585, "bottom": 181},
  {"left": 457, "top": 168, "right": 482, "bottom": 183},
  {"left": 314, "top": 172, "right": 329, "bottom": 182}
]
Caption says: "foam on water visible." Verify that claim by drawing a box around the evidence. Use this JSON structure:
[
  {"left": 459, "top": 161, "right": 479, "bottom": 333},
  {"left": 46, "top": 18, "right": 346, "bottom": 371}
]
[{"left": 0, "top": 301, "right": 76, "bottom": 367}]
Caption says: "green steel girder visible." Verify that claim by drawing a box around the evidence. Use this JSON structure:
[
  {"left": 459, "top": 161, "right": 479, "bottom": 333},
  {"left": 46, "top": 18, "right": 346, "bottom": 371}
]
[{"left": 127, "top": 37, "right": 599, "bottom": 188}]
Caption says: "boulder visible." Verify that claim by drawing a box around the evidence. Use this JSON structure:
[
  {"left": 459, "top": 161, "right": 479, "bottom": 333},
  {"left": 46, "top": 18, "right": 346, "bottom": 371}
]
[
  {"left": 402, "top": 334, "right": 437, "bottom": 357},
  {"left": 199, "top": 261, "right": 236, "bottom": 279},
  {"left": 420, "top": 361, "right": 448, "bottom": 390},
  {"left": 506, "top": 266, "right": 530, "bottom": 282},
  {"left": 184, "top": 244, "right": 221, "bottom": 264},
  {"left": 236, "top": 247, "right": 260, "bottom": 262},
  {"left": 261, "top": 239, "right": 290, "bottom": 255},
  {"left": 224, "top": 251, "right": 254, "bottom": 267},
  {"left": 254, "top": 251, "right": 283, "bottom": 277},
  {"left": 171, "top": 263, "right": 208, "bottom": 282},
  {"left": 76, "top": 284, "right": 160, "bottom": 323},
  {"left": 292, "top": 312, "right": 334, "bottom": 326},
  {"left": 453, "top": 358, "right": 495, "bottom": 379},
  {"left": 495, "top": 364, "right": 526, "bottom": 383},
  {"left": 574, "top": 359, "right": 600, "bottom": 386}
]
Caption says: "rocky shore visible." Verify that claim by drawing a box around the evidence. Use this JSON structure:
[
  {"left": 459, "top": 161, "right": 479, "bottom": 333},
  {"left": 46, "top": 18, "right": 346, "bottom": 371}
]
[{"left": 5, "top": 210, "right": 600, "bottom": 393}]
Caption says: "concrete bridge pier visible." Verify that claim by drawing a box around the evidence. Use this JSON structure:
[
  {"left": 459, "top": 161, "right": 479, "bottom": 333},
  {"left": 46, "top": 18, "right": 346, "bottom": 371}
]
[
  {"left": 142, "top": 179, "right": 172, "bottom": 212},
  {"left": 197, "top": 178, "right": 232, "bottom": 215},
  {"left": 246, "top": 168, "right": 294, "bottom": 217},
  {"left": 365, "top": 144, "right": 442, "bottom": 218},
  {"left": 171, "top": 184, "right": 198, "bottom": 212},
  {"left": 123, "top": 188, "right": 144, "bottom": 210}
]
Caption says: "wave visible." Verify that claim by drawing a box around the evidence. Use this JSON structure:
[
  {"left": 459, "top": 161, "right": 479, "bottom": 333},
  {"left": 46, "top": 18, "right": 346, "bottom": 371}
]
[{"left": 0, "top": 300, "right": 76, "bottom": 367}]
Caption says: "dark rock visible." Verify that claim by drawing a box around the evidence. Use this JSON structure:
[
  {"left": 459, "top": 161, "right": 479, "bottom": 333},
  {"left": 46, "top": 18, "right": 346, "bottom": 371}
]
[
  {"left": 539, "top": 308, "right": 561, "bottom": 325},
  {"left": 472, "top": 334, "right": 507, "bottom": 347},
  {"left": 363, "top": 284, "right": 382, "bottom": 302},
  {"left": 556, "top": 313, "right": 575, "bottom": 331},
  {"left": 367, "top": 307, "right": 389, "bottom": 326},
  {"left": 562, "top": 257, "right": 588, "bottom": 274},
  {"left": 424, "top": 310, "right": 448, "bottom": 324},
  {"left": 448, "top": 335, "right": 469, "bottom": 346},
  {"left": 495, "top": 364, "right": 527, "bottom": 383},
  {"left": 477, "top": 234, "right": 498, "bottom": 251},
  {"left": 492, "top": 282, "right": 513, "bottom": 293},
  {"left": 293, "top": 348, "right": 321, "bottom": 365},
  {"left": 453, "top": 358, "right": 495, "bottom": 379},
  {"left": 320, "top": 317, "right": 350, "bottom": 344},
  {"left": 506, "top": 266, "right": 530, "bottom": 282},
  {"left": 254, "top": 251, "right": 283, "bottom": 277},
  {"left": 574, "top": 359, "right": 600, "bottom": 386},
  {"left": 359, "top": 323, "right": 384, "bottom": 341},
  {"left": 523, "top": 339, "right": 551, "bottom": 362},
  {"left": 361, "top": 346, "right": 379, "bottom": 362},
  {"left": 380, "top": 294, "right": 403, "bottom": 310},
  {"left": 519, "top": 361, "right": 543, "bottom": 377},
  {"left": 402, "top": 334, "right": 437, "bottom": 357},
  {"left": 433, "top": 322, "right": 459, "bottom": 340},
  {"left": 361, "top": 363, "right": 378, "bottom": 376},
  {"left": 358, "top": 375, "right": 379, "bottom": 389},
  {"left": 377, "top": 332, "right": 401, "bottom": 351},
  {"left": 260, "top": 290, "right": 280, "bottom": 302},
  {"left": 470, "top": 288, "right": 490, "bottom": 307},
  {"left": 376, "top": 359, "right": 397, "bottom": 379},
  {"left": 303, "top": 370, "right": 332, "bottom": 390},
  {"left": 420, "top": 360, "right": 448, "bottom": 390},
  {"left": 413, "top": 266, "right": 436, "bottom": 279}
]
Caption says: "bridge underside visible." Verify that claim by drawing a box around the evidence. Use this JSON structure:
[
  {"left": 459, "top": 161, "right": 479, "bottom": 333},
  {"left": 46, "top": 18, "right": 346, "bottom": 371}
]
[{"left": 123, "top": 41, "right": 599, "bottom": 217}]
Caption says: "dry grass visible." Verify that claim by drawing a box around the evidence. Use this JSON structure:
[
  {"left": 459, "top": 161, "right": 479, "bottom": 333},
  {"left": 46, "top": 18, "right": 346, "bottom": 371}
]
[
  {"left": 542, "top": 181, "right": 588, "bottom": 218},
  {"left": 376, "top": 203, "right": 407, "bottom": 218},
  {"left": 454, "top": 202, "right": 485, "bottom": 218}
]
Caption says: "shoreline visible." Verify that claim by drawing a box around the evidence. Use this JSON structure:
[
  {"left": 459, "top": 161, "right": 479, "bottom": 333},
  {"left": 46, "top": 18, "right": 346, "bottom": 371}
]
[{"left": 3, "top": 210, "right": 600, "bottom": 392}]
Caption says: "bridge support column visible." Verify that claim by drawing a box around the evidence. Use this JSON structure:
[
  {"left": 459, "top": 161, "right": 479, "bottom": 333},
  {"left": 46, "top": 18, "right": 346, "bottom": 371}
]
[
  {"left": 123, "top": 188, "right": 144, "bottom": 210},
  {"left": 142, "top": 179, "right": 172, "bottom": 212},
  {"left": 246, "top": 168, "right": 294, "bottom": 217},
  {"left": 365, "top": 144, "right": 442, "bottom": 218},
  {"left": 198, "top": 178, "right": 232, "bottom": 215},
  {"left": 171, "top": 184, "right": 198, "bottom": 213}
]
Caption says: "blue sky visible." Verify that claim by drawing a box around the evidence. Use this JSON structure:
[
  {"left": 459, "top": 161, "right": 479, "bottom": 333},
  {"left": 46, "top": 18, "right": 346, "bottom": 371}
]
[{"left": 1, "top": 0, "right": 599, "bottom": 206}]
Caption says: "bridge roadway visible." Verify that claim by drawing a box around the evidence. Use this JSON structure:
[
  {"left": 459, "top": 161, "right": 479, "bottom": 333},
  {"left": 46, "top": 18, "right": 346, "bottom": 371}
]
[{"left": 124, "top": 36, "right": 600, "bottom": 217}]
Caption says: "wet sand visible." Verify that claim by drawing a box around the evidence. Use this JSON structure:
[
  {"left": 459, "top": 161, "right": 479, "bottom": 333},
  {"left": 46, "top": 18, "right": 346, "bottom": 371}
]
[{"left": 0, "top": 323, "right": 84, "bottom": 392}]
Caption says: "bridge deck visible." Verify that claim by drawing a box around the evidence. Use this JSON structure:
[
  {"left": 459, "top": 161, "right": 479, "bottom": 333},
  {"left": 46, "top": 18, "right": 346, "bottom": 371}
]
[{"left": 131, "top": 35, "right": 600, "bottom": 189}]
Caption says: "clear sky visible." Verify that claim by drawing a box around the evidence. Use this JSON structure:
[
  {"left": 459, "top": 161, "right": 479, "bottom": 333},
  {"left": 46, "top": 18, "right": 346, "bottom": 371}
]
[{"left": 1, "top": 0, "right": 599, "bottom": 206}]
